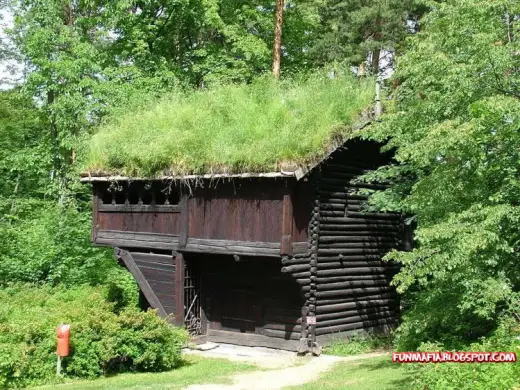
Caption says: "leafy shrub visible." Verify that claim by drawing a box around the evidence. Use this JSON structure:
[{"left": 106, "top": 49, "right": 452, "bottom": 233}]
[
  {"left": 409, "top": 320, "right": 520, "bottom": 390},
  {"left": 0, "top": 284, "right": 188, "bottom": 388},
  {"left": 0, "top": 201, "right": 116, "bottom": 287}
]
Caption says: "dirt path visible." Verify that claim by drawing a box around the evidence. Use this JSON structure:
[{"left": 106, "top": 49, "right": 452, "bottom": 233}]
[{"left": 184, "top": 346, "right": 387, "bottom": 390}]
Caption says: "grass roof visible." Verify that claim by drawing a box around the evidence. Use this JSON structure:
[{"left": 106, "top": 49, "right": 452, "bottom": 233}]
[{"left": 85, "top": 70, "right": 374, "bottom": 177}]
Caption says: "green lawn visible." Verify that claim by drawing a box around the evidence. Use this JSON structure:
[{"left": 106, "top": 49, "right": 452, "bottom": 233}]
[
  {"left": 32, "top": 355, "right": 255, "bottom": 390},
  {"left": 287, "top": 356, "right": 409, "bottom": 390}
]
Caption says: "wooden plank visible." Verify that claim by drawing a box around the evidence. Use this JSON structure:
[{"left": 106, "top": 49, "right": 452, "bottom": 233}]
[
  {"left": 147, "top": 280, "right": 175, "bottom": 296},
  {"left": 184, "top": 238, "right": 281, "bottom": 257},
  {"left": 97, "top": 211, "right": 180, "bottom": 235},
  {"left": 317, "top": 306, "right": 398, "bottom": 321},
  {"left": 188, "top": 238, "right": 280, "bottom": 249},
  {"left": 316, "top": 299, "right": 399, "bottom": 314},
  {"left": 280, "top": 192, "right": 294, "bottom": 256},
  {"left": 315, "top": 286, "right": 392, "bottom": 298},
  {"left": 292, "top": 242, "right": 309, "bottom": 255},
  {"left": 114, "top": 248, "right": 167, "bottom": 317},
  {"left": 179, "top": 194, "right": 189, "bottom": 248},
  {"left": 96, "top": 230, "right": 179, "bottom": 251},
  {"left": 187, "top": 181, "right": 285, "bottom": 242},
  {"left": 315, "top": 318, "right": 396, "bottom": 335},
  {"left": 98, "top": 204, "right": 181, "bottom": 213},
  {"left": 97, "top": 230, "right": 177, "bottom": 243},
  {"left": 174, "top": 252, "right": 185, "bottom": 327},
  {"left": 96, "top": 238, "right": 176, "bottom": 251},
  {"left": 261, "top": 328, "right": 301, "bottom": 340},
  {"left": 131, "top": 252, "right": 175, "bottom": 265},
  {"left": 136, "top": 261, "right": 175, "bottom": 275},
  {"left": 92, "top": 185, "right": 99, "bottom": 242},
  {"left": 207, "top": 330, "right": 299, "bottom": 351}
]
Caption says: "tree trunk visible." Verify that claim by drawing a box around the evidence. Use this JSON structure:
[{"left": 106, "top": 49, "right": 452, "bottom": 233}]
[
  {"left": 371, "top": 48, "right": 381, "bottom": 76},
  {"left": 272, "top": 0, "right": 284, "bottom": 78}
]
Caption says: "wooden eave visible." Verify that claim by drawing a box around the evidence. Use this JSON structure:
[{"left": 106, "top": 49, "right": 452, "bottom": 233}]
[{"left": 80, "top": 171, "right": 297, "bottom": 183}]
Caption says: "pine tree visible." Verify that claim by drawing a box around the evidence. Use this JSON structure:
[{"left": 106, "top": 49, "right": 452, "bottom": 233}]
[{"left": 312, "top": 0, "right": 426, "bottom": 75}]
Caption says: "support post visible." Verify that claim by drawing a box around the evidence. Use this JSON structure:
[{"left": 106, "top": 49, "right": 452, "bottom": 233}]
[
  {"left": 56, "top": 356, "right": 61, "bottom": 376},
  {"left": 179, "top": 194, "right": 189, "bottom": 248},
  {"left": 281, "top": 189, "right": 294, "bottom": 256},
  {"left": 91, "top": 185, "right": 99, "bottom": 243},
  {"left": 174, "top": 252, "right": 185, "bottom": 327}
]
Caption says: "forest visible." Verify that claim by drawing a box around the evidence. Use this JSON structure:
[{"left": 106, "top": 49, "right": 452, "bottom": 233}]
[{"left": 0, "top": 0, "right": 519, "bottom": 389}]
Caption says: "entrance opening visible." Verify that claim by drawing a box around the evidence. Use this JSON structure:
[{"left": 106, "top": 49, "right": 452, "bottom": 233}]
[{"left": 184, "top": 259, "right": 203, "bottom": 336}]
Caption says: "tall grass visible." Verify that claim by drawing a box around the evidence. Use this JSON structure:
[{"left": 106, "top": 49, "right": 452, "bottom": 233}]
[{"left": 86, "top": 70, "right": 374, "bottom": 177}]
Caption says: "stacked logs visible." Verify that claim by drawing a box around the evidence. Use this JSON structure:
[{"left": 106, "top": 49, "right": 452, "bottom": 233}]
[
  {"left": 280, "top": 175, "right": 321, "bottom": 352},
  {"left": 276, "top": 253, "right": 311, "bottom": 341},
  {"left": 313, "top": 162, "right": 401, "bottom": 336}
]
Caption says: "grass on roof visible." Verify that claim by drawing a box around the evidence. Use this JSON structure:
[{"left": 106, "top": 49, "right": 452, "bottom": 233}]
[{"left": 85, "top": 70, "right": 374, "bottom": 177}]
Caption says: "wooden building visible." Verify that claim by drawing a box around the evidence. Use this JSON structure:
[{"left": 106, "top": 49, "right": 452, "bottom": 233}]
[{"left": 81, "top": 138, "right": 404, "bottom": 353}]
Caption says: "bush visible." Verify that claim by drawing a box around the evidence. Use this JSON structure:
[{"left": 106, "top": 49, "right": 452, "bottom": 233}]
[
  {"left": 0, "top": 284, "right": 188, "bottom": 388},
  {"left": 0, "top": 201, "right": 118, "bottom": 287},
  {"left": 409, "top": 320, "right": 520, "bottom": 390}
]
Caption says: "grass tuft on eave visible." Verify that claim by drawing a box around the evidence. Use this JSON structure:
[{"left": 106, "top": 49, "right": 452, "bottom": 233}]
[{"left": 85, "top": 70, "right": 374, "bottom": 177}]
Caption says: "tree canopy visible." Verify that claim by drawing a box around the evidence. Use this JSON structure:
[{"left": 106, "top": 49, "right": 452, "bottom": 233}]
[
  {"left": 0, "top": 1, "right": 519, "bottom": 386},
  {"left": 361, "top": 0, "right": 520, "bottom": 349}
]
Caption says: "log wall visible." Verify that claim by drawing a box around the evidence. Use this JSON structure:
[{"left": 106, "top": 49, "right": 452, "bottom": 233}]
[{"left": 312, "top": 140, "right": 401, "bottom": 337}]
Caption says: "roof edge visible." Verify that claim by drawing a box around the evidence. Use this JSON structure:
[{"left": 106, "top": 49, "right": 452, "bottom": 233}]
[{"left": 79, "top": 171, "right": 297, "bottom": 183}]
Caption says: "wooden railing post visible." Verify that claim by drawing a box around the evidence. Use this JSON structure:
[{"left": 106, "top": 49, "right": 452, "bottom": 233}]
[{"left": 174, "top": 252, "right": 185, "bottom": 327}]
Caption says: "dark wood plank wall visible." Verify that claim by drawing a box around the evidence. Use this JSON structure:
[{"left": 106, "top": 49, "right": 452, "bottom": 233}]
[
  {"left": 291, "top": 179, "right": 312, "bottom": 242},
  {"left": 130, "top": 251, "right": 177, "bottom": 316},
  {"left": 193, "top": 254, "right": 303, "bottom": 341},
  {"left": 187, "top": 180, "right": 286, "bottom": 242},
  {"left": 312, "top": 140, "right": 401, "bottom": 336},
  {"left": 97, "top": 212, "right": 180, "bottom": 234},
  {"left": 92, "top": 178, "right": 309, "bottom": 258}
]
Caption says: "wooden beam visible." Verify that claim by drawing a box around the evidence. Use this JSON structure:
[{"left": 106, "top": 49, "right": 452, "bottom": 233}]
[
  {"left": 291, "top": 242, "right": 308, "bottom": 255},
  {"left": 185, "top": 238, "right": 280, "bottom": 257},
  {"left": 174, "top": 252, "right": 185, "bottom": 327},
  {"left": 98, "top": 204, "right": 181, "bottom": 213},
  {"left": 92, "top": 186, "right": 99, "bottom": 243},
  {"left": 114, "top": 248, "right": 167, "bottom": 317},
  {"left": 207, "top": 329, "right": 299, "bottom": 351},
  {"left": 280, "top": 191, "right": 294, "bottom": 256},
  {"left": 97, "top": 230, "right": 283, "bottom": 257},
  {"left": 179, "top": 195, "right": 189, "bottom": 248},
  {"left": 96, "top": 230, "right": 179, "bottom": 251}
]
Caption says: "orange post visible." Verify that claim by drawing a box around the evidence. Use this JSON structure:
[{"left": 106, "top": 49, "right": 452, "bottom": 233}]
[
  {"left": 56, "top": 324, "right": 70, "bottom": 376},
  {"left": 56, "top": 324, "right": 70, "bottom": 357}
]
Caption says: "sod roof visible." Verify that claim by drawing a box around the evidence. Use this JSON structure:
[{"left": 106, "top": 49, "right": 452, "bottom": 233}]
[{"left": 83, "top": 71, "right": 374, "bottom": 180}]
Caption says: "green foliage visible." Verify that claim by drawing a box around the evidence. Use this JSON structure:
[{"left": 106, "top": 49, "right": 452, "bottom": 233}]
[
  {"left": 86, "top": 69, "right": 374, "bottom": 176},
  {"left": 409, "top": 321, "right": 520, "bottom": 390},
  {"left": 0, "top": 284, "right": 188, "bottom": 388},
  {"left": 325, "top": 333, "right": 393, "bottom": 356},
  {"left": 0, "top": 201, "right": 113, "bottom": 286},
  {"left": 311, "top": 0, "right": 427, "bottom": 70},
  {"left": 359, "top": 0, "right": 520, "bottom": 349}
]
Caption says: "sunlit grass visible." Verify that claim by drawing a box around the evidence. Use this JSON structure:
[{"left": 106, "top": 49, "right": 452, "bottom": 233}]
[
  {"left": 32, "top": 355, "right": 255, "bottom": 390},
  {"left": 285, "top": 356, "right": 409, "bottom": 390},
  {"left": 86, "top": 70, "right": 374, "bottom": 177}
]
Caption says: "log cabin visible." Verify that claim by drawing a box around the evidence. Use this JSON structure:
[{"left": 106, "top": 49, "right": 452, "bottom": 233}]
[{"left": 81, "top": 137, "right": 405, "bottom": 354}]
